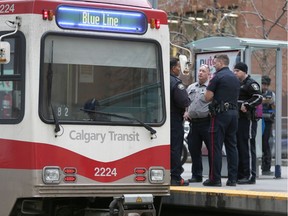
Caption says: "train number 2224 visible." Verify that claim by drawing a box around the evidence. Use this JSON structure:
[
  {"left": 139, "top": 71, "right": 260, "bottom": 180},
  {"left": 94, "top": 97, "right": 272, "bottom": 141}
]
[
  {"left": 0, "top": 4, "right": 15, "bottom": 14},
  {"left": 94, "top": 167, "right": 117, "bottom": 177}
]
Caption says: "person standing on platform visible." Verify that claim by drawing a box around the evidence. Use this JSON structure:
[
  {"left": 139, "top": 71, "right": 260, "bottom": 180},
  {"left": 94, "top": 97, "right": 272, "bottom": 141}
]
[
  {"left": 203, "top": 54, "right": 240, "bottom": 187},
  {"left": 183, "top": 64, "right": 211, "bottom": 183},
  {"left": 249, "top": 119, "right": 260, "bottom": 180},
  {"left": 233, "top": 62, "right": 262, "bottom": 184},
  {"left": 170, "top": 57, "right": 191, "bottom": 186},
  {"left": 261, "top": 75, "right": 275, "bottom": 175}
]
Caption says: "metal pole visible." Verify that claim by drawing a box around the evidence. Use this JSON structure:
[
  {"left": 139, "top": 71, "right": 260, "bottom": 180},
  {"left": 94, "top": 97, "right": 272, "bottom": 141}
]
[
  {"left": 149, "top": 0, "right": 158, "bottom": 9},
  {"left": 244, "top": 46, "right": 252, "bottom": 73},
  {"left": 274, "top": 48, "right": 282, "bottom": 178}
]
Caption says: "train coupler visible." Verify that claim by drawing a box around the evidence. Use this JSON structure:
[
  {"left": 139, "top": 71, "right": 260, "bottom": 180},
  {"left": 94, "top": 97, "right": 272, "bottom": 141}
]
[{"left": 110, "top": 194, "right": 156, "bottom": 216}]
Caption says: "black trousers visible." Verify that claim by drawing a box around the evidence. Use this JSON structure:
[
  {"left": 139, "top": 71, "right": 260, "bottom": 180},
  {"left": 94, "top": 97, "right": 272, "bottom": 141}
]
[
  {"left": 236, "top": 117, "right": 254, "bottom": 180},
  {"left": 187, "top": 120, "right": 210, "bottom": 179},
  {"left": 209, "top": 110, "right": 238, "bottom": 182},
  {"left": 250, "top": 120, "right": 258, "bottom": 179},
  {"left": 170, "top": 113, "right": 184, "bottom": 181},
  {"left": 262, "top": 120, "right": 273, "bottom": 171}
]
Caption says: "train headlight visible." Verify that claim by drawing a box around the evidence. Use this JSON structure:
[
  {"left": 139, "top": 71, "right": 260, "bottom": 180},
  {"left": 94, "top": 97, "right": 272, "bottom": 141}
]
[
  {"left": 149, "top": 167, "right": 164, "bottom": 183},
  {"left": 43, "top": 166, "right": 61, "bottom": 184}
]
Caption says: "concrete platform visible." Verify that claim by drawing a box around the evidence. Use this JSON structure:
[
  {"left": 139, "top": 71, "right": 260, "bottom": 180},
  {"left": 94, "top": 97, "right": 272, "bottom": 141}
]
[{"left": 163, "top": 163, "right": 288, "bottom": 215}]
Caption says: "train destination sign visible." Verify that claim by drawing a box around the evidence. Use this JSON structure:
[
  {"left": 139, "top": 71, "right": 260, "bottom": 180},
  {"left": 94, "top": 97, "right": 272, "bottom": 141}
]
[{"left": 56, "top": 6, "right": 147, "bottom": 34}]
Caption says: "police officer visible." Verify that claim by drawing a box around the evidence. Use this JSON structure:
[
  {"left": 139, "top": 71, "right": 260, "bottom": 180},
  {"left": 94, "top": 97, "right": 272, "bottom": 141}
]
[
  {"left": 203, "top": 54, "right": 240, "bottom": 187},
  {"left": 183, "top": 64, "right": 211, "bottom": 183},
  {"left": 233, "top": 62, "right": 262, "bottom": 184},
  {"left": 170, "top": 57, "right": 191, "bottom": 186},
  {"left": 261, "top": 75, "right": 275, "bottom": 175}
]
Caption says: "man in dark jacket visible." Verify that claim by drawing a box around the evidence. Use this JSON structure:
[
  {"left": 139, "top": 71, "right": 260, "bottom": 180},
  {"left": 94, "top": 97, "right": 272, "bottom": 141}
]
[
  {"left": 203, "top": 54, "right": 240, "bottom": 187},
  {"left": 170, "top": 57, "right": 191, "bottom": 186},
  {"left": 261, "top": 75, "right": 275, "bottom": 175},
  {"left": 234, "top": 62, "right": 262, "bottom": 184}
]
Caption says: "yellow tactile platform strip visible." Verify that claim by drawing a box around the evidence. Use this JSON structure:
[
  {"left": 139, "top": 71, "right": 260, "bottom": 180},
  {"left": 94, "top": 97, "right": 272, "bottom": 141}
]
[{"left": 170, "top": 186, "right": 288, "bottom": 200}]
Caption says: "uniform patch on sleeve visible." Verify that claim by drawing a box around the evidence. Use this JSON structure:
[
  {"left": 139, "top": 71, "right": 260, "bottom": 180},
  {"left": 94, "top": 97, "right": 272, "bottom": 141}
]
[
  {"left": 177, "top": 83, "right": 185, "bottom": 90},
  {"left": 251, "top": 83, "right": 259, "bottom": 91}
]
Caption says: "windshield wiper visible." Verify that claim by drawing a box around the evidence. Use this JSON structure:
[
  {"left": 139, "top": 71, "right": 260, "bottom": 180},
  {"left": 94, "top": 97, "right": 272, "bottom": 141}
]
[
  {"left": 46, "top": 41, "right": 61, "bottom": 136},
  {"left": 51, "top": 104, "right": 60, "bottom": 134},
  {"left": 81, "top": 109, "right": 157, "bottom": 138}
]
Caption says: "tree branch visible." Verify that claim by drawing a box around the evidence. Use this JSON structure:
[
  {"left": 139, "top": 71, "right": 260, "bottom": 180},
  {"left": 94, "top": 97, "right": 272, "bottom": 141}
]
[{"left": 265, "top": 1, "right": 288, "bottom": 37}]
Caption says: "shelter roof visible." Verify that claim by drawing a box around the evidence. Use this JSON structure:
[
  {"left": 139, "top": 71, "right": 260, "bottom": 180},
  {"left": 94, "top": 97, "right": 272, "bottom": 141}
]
[{"left": 186, "top": 37, "right": 288, "bottom": 51}]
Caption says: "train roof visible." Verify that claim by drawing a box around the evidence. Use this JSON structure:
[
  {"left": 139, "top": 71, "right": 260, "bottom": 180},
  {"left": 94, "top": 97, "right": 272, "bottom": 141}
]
[
  {"left": 1, "top": 0, "right": 167, "bottom": 24},
  {"left": 75, "top": 0, "right": 152, "bottom": 8},
  {"left": 4, "top": 0, "right": 152, "bottom": 9}
]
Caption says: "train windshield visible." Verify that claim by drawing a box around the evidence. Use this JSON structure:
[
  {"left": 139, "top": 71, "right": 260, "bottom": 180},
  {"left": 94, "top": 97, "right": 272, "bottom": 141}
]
[{"left": 39, "top": 34, "right": 165, "bottom": 125}]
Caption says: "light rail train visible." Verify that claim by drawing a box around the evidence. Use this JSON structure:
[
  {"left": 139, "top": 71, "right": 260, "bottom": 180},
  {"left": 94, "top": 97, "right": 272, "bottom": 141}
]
[{"left": 0, "top": 0, "right": 170, "bottom": 215}]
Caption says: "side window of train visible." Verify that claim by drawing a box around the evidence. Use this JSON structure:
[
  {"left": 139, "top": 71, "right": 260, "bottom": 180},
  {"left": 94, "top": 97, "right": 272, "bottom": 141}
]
[{"left": 0, "top": 32, "right": 25, "bottom": 123}]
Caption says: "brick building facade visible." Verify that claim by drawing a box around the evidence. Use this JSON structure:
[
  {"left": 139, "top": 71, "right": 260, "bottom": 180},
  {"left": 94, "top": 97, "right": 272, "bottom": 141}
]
[{"left": 158, "top": 0, "right": 287, "bottom": 116}]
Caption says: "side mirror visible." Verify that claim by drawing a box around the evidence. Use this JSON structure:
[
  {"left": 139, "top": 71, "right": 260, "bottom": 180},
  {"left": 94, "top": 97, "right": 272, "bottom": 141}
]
[
  {"left": 0, "top": 41, "right": 10, "bottom": 64},
  {"left": 179, "top": 54, "right": 190, "bottom": 75}
]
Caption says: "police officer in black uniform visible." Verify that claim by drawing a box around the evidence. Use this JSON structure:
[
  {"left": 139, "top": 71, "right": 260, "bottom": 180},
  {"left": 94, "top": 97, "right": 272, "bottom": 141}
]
[
  {"left": 261, "top": 75, "right": 275, "bottom": 175},
  {"left": 170, "top": 57, "right": 191, "bottom": 186},
  {"left": 203, "top": 54, "right": 240, "bottom": 187},
  {"left": 233, "top": 62, "right": 262, "bottom": 184}
]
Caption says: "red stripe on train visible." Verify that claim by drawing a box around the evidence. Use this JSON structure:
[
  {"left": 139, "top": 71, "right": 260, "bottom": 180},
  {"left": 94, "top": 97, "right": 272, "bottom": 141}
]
[
  {"left": 0, "top": 139, "right": 170, "bottom": 182},
  {"left": 1, "top": 0, "right": 168, "bottom": 24}
]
